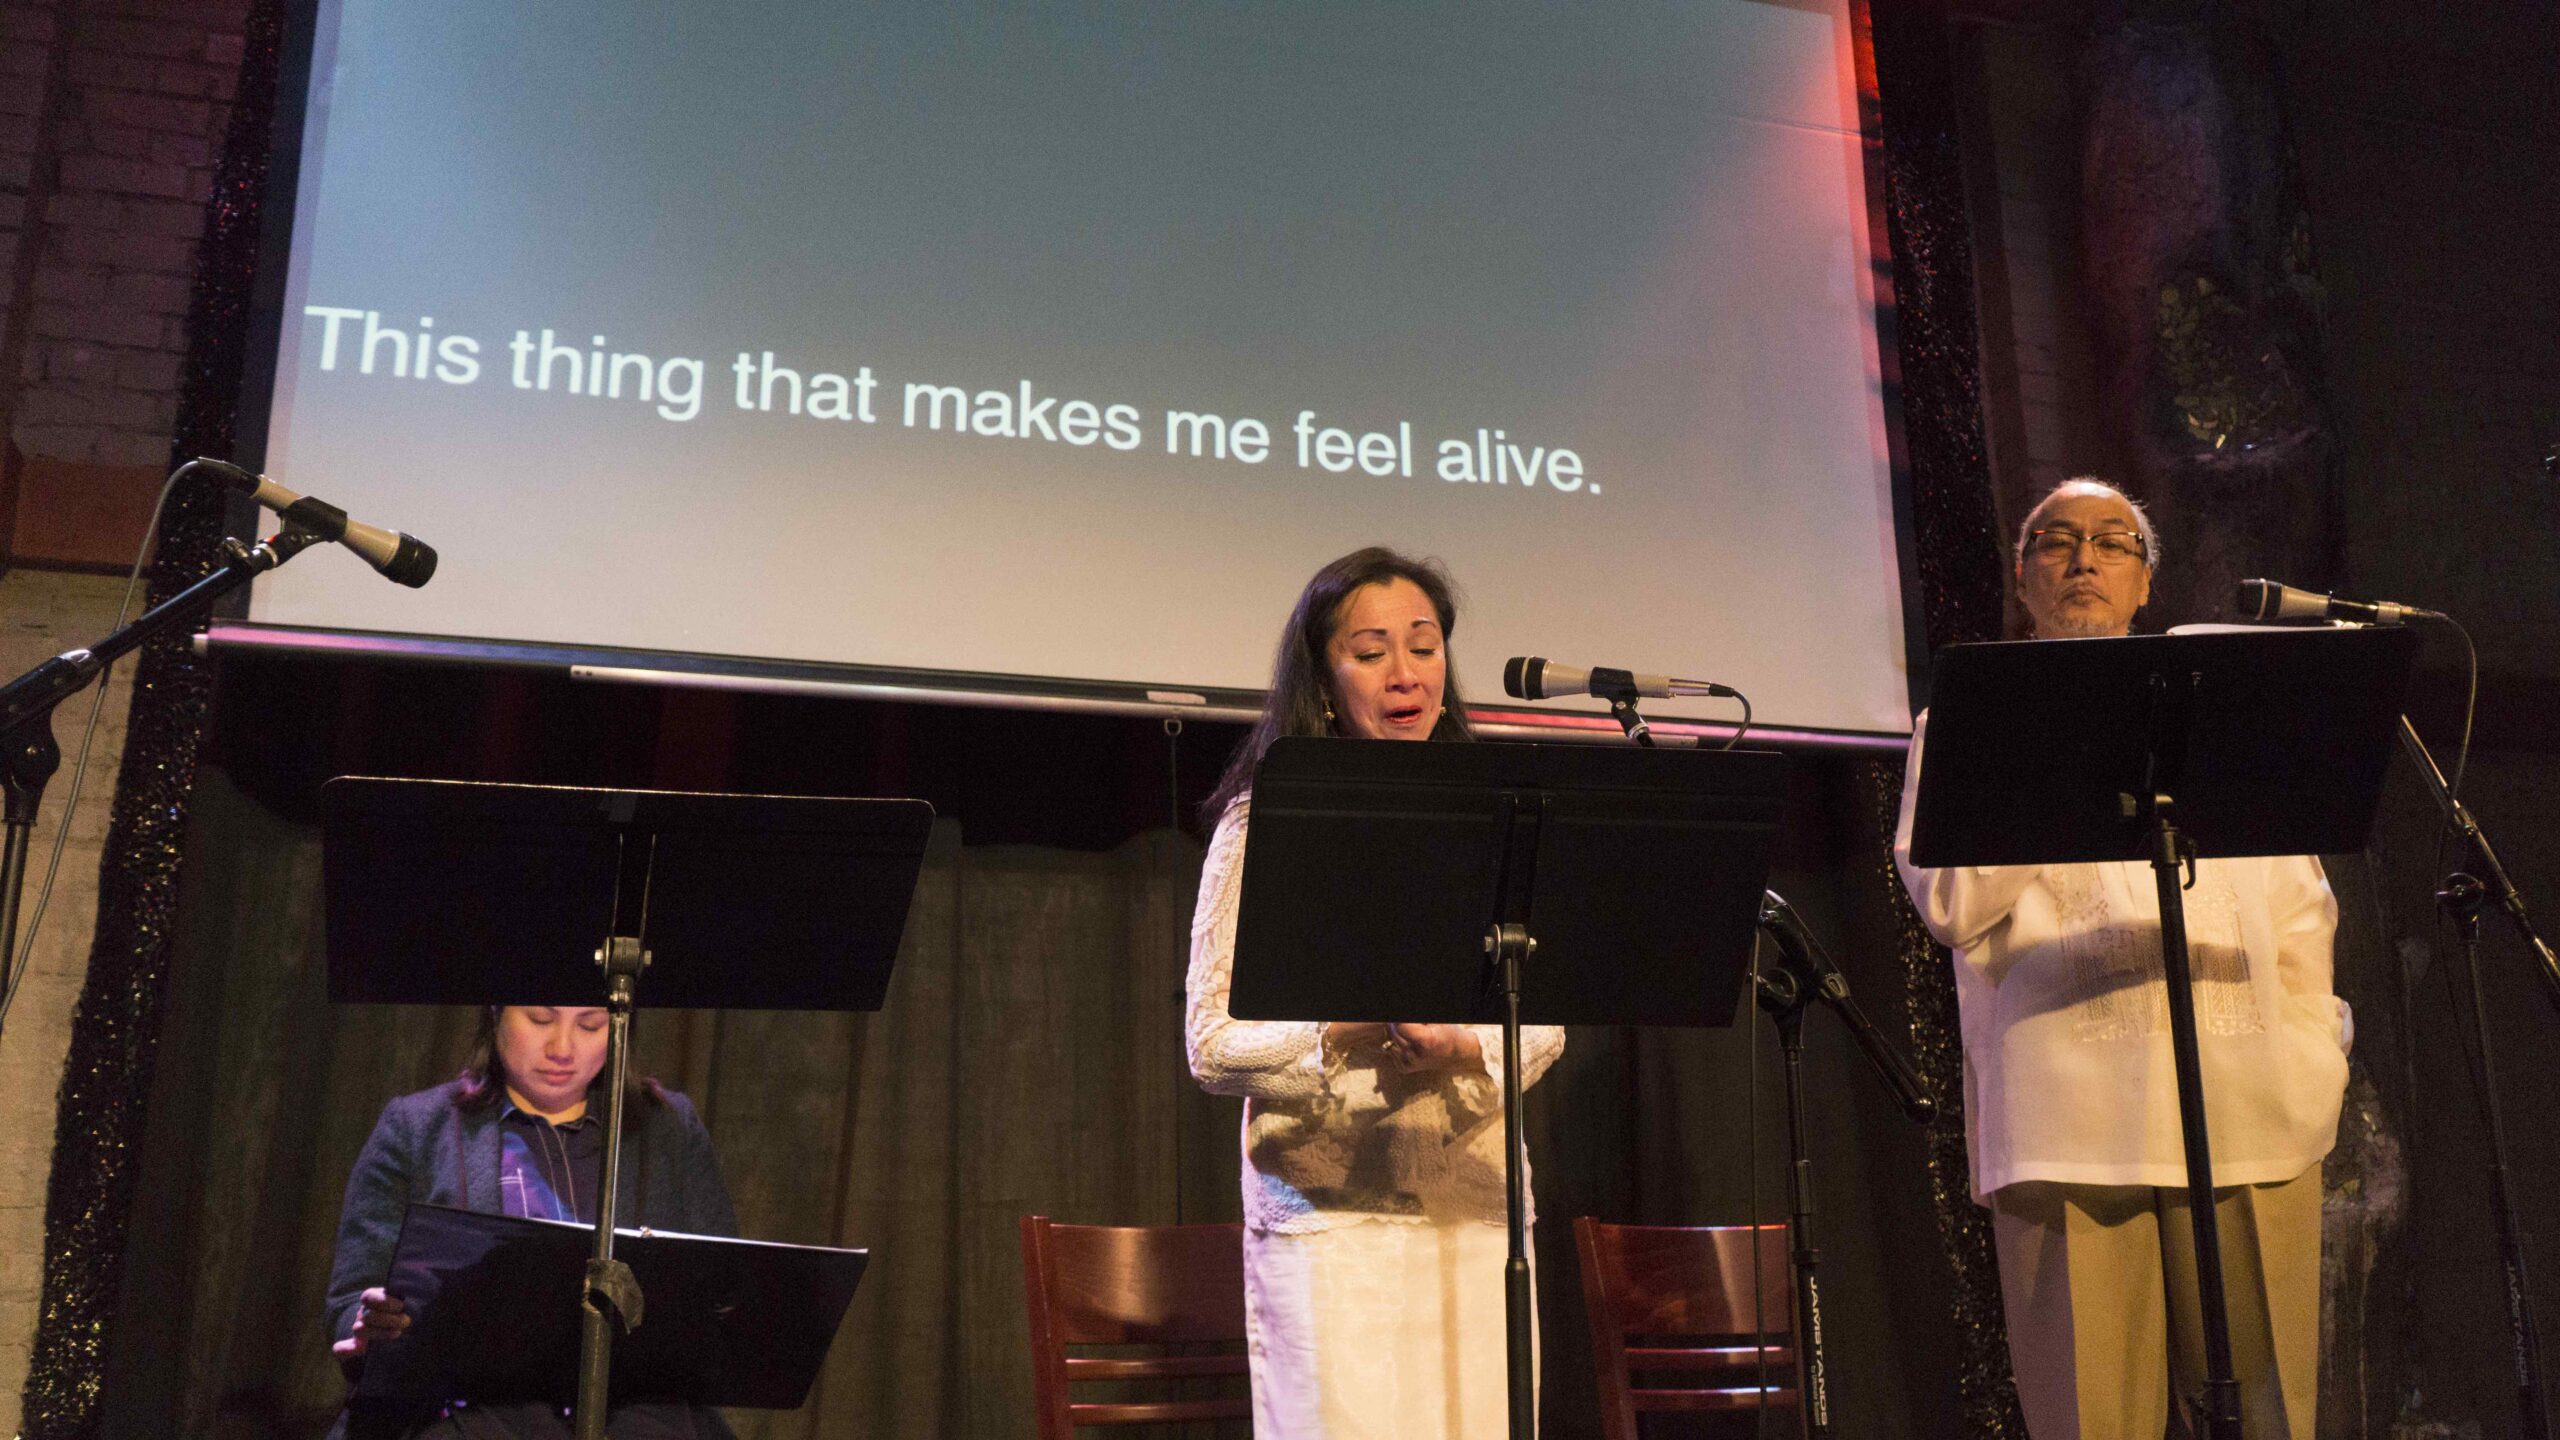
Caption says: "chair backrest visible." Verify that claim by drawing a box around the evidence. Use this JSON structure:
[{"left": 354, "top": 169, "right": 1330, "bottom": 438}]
[
  {"left": 1019, "top": 1215, "right": 1251, "bottom": 1439},
  {"left": 1574, "top": 1218, "right": 1798, "bottom": 1440}
]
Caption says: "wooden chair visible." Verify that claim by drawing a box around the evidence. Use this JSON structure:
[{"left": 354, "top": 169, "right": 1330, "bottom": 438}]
[
  {"left": 1020, "top": 1215, "right": 1252, "bottom": 1439},
  {"left": 1574, "top": 1218, "right": 1798, "bottom": 1440}
]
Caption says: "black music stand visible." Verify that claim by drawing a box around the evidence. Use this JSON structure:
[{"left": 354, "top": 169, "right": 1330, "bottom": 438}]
[
  {"left": 1230, "top": 737, "right": 1790, "bottom": 1440},
  {"left": 356, "top": 1204, "right": 867, "bottom": 1411},
  {"left": 1909, "top": 625, "right": 2417, "bottom": 1440},
  {"left": 323, "top": 778, "right": 934, "bottom": 1439}
]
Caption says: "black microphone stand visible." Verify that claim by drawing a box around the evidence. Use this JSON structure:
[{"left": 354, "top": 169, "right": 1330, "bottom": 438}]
[
  {"left": 1753, "top": 893, "right": 1934, "bottom": 1440},
  {"left": 2124, "top": 671, "right": 2249, "bottom": 1440},
  {"left": 0, "top": 521, "right": 325, "bottom": 1018},
  {"left": 2397, "top": 717, "right": 2555, "bottom": 1439},
  {"left": 1488, "top": 914, "right": 1536, "bottom": 1440},
  {"left": 1599, "top": 692, "right": 1936, "bottom": 1437}
]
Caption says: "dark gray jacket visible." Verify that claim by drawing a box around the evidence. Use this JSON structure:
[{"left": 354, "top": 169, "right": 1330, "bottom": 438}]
[{"left": 322, "top": 1078, "right": 738, "bottom": 1348}]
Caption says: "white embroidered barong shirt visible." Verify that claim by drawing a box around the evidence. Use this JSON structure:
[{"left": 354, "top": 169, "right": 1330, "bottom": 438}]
[{"left": 1893, "top": 711, "right": 2351, "bottom": 1201}]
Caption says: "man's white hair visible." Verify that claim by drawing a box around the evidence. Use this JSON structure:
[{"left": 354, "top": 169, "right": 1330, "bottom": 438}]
[{"left": 2014, "top": 476, "right": 2161, "bottom": 569}]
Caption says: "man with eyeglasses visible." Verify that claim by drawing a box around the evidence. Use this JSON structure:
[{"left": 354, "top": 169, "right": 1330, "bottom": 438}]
[{"left": 1892, "top": 478, "right": 2349, "bottom": 1440}]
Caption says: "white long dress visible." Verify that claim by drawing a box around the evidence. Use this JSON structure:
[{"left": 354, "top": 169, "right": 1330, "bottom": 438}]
[{"left": 1185, "top": 797, "right": 1567, "bottom": 1440}]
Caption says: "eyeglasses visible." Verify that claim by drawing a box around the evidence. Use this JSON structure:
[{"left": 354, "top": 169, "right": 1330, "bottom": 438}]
[{"left": 2024, "top": 529, "right": 2147, "bottom": 566}]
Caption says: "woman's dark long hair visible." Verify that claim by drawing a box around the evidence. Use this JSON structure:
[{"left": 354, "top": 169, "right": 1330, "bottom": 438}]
[
  {"left": 1201, "top": 546, "right": 1475, "bottom": 829},
  {"left": 453, "top": 1006, "right": 667, "bottom": 1121}
]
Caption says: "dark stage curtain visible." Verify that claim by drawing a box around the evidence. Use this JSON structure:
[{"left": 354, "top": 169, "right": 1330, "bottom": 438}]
[{"left": 101, "top": 752, "right": 1967, "bottom": 1440}]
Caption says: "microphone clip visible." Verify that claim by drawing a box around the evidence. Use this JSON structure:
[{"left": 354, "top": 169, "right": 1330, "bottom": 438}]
[
  {"left": 221, "top": 531, "right": 325, "bottom": 569},
  {"left": 1605, "top": 694, "right": 1655, "bottom": 748}
]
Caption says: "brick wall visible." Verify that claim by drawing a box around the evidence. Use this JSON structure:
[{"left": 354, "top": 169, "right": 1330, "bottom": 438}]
[
  {"left": 0, "top": 2, "right": 245, "bottom": 1430},
  {"left": 4, "top": 0, "right": 246, "bottom": 569}
]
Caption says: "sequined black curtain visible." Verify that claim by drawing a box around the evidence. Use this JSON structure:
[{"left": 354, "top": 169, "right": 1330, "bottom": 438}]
[{"left": 1862, "top": 1, "right": 2023, "bottom": 1435}]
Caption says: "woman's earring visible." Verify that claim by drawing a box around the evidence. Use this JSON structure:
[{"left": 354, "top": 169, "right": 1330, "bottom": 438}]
[{"left": 1323, "top": 702, "right": 1337, "bottom": 727}]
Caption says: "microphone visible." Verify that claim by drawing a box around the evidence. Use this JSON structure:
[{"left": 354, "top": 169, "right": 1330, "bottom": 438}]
[
  {"left": 1503, "top": 656, "right": 1737, "bottom": 702},
  {"left": 189, "top": 458, "right": 437, "bottom": 587},
  {"left": 2234, "top": 578, "right": 2438, "bottom": 627}
]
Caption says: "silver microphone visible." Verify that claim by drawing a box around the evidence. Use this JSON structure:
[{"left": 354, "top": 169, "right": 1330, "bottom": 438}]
[
  {"left": 1502, "top": 656, "right": 1738, "bottom": 701},
  {"left": 2234, "top": 578, "right": 2438, "bottom": 627},
  {"left": 190, "top": 458, "right": 437, "bottom": 587}
]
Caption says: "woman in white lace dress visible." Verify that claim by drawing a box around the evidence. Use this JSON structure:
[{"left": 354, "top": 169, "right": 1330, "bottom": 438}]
[{"left": 1185, "top": 546, "right": 1565, "bottom": 1440}]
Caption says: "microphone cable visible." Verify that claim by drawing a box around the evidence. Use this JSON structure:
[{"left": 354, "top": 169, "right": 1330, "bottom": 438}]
[
  {"left": 0, "top": 465, "right": 185, "bottom": 1042},
  {"left": 1744, "top": 924, "right": 1772, "bottom": 1440},
  {"left": 1163, "top": 713, "right": 1186, "bottom": 1225},
  {"left": 2438, "top": 616, "right": 2479, "bottom": 827},
  {"left": 1718, "top": 690, "right": 1754, "bottom": 751},
  {"left": 2423, "top": 614, "right": 2488, "bottom": 1109},
  {"left": 1164, "top": 716, "right": 1186, "bottom": 837},
  {"left": 2412, "top": 613, "right": 2478, "bottom": 989}
]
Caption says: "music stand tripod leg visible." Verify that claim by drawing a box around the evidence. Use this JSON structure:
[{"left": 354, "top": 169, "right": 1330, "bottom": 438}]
[{"left": 576, "top": 936, "right": 650, "bottom": 1440}]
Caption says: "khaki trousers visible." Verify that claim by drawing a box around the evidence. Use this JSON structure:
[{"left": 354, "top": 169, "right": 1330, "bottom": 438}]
[{"left": 1989, "top": 1167, "right": 2321, "bottom": 1440}]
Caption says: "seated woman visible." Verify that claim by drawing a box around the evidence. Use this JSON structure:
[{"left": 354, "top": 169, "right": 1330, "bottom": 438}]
[
  {"left": 323, "top": 1005, "right": 737, "bottom": 1439},
  {"left": 1185, "top": 546, "right": 1566, "bottom": 1440}
]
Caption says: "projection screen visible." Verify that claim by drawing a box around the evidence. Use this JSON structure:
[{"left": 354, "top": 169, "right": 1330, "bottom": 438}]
[{"left": 233, "top": 0, "right": 1917, "bottom": 738}]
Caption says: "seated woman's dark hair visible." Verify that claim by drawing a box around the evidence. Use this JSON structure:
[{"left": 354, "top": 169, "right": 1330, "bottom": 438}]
[
  {"left": 453, "top": 1006, "right": 667, "bottom": 1118},
  {"left": 1201, "top": 546, "right": 1474, "bottom": 828}
]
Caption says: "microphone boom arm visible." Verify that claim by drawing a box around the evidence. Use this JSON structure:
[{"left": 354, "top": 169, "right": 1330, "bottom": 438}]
[
  {"left": 2, "top": 520, "right": 324, "bottom": 991},
  {"left": 0, "top": 528, "right": 320, "bottom": 737},
  {"left": 1757, "top": 892, "right": 1936, "bottom": 1123},
  {"left": 2397, "top": 716, "right": 2560, "bottom": 1007}
]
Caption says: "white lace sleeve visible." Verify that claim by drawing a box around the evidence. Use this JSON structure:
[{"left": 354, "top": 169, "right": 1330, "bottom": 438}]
[
  {"left": 1490, "top": 1022, "right": 1567, "bottom": 1091},
  {"left": 1184, "top": 800, "right": 1328, "bottom": 1100},
  {"left": 1450, "top": 1022, "right": 1565, "bottom": 1121}
]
